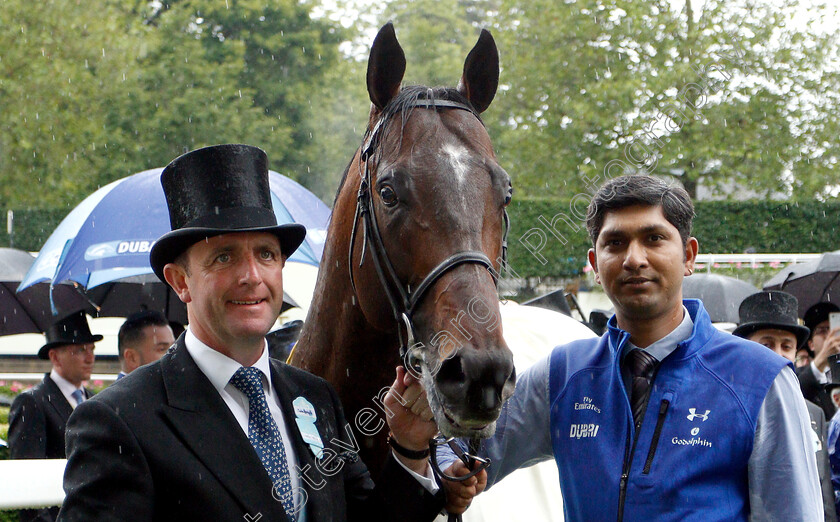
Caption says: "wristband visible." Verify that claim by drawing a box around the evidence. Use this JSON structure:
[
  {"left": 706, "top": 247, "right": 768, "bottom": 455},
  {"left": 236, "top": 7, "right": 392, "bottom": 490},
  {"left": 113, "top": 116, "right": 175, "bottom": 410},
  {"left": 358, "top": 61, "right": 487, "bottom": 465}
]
[{"left": 388, "top": 433, "right": 430, "bottom": 460}]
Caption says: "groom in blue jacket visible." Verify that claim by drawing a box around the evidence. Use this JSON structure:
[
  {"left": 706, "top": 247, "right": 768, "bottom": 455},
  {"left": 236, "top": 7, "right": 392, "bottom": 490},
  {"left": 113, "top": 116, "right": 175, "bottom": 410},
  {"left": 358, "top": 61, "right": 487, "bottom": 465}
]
[{"left": 440, "top": 174, "right": 821, "bottom": 521}]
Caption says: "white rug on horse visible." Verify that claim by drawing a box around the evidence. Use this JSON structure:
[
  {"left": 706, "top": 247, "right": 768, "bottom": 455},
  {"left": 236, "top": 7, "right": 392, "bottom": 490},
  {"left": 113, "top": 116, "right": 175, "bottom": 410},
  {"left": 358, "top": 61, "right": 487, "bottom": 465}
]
[{"left": 435, "top": 300, "right": 597, "bottom": 522}]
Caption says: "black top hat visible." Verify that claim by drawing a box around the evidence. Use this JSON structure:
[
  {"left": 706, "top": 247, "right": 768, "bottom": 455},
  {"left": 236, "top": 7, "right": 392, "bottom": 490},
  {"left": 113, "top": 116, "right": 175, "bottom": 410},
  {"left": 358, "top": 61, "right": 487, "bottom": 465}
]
[
  {"left": 38, "top": 311, "right": 103, "bottom": 360},
  {"left": 804, "top": 301, "right": 840, "bottom": 334},
  {"left": 732, "top": 290, "right": 811, "bottom": 348},
  {"left": 824, "top": 354, "right": 840, "bottom": 394},
  {"left": 149, "top": 144, "right": 306, "bottom": 282}
]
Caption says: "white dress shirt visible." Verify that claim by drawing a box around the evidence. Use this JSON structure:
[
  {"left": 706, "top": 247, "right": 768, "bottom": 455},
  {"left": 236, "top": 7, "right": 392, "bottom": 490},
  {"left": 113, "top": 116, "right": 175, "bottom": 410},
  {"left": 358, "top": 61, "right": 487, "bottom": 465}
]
[
  {"left": 184, "top": 330, "right": 303, "bottom": 510},
  {"left": 50, "top": 369, "right": 86, "bottom": 409},
  {"left": 184, "top": 328, "right": 438, "bottom": 516}
]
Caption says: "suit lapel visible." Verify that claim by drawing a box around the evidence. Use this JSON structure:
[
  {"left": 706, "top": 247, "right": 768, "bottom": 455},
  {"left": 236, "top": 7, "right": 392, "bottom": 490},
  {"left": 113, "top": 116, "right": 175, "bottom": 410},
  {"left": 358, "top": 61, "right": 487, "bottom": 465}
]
[
  {"left": 42, "top": 374, "right": 73, "bottom": 422},
  {"left": 160, "top": 339, "right": 290, "bottom": 521},
  {"left": 270, "top": 362, "right": 317, "bottom": 464},
  {"left": 270, "top": 361, "right": 335, "bottom": 522}
]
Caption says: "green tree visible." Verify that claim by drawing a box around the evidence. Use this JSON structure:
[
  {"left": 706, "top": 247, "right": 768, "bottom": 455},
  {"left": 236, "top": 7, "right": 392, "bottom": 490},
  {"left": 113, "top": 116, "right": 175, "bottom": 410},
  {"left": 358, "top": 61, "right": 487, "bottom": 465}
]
[
  {"left": 107, "top": 0, "right": 349, "bottom": 189},
  {"left": 379, "top": 0, "right": 489, "bottom": 86},
  {"left": 488, "top": 0, "right": 840, "bottom": 200},
  {"left": 0, "top": 0, "right": 347, "bottom": 212},
  {"left": 0, "top": 0, "right": 138, "bottom": 208}
]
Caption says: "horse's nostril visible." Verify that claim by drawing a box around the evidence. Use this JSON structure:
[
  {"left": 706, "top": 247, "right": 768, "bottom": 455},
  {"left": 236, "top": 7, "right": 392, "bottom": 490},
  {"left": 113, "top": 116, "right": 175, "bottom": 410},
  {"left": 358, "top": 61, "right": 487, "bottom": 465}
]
[
  {"left": 480, "top": 386, "right": 499, "bottom": 411},
  {"left": 437, "top": 355, "right": 466, "bottom": 386}
]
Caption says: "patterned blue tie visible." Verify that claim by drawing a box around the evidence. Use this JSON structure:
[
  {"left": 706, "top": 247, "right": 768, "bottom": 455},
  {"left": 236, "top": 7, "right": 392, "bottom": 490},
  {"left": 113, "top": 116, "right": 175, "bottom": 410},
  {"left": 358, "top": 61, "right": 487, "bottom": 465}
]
[
  {"left": 71, "top": 389, "right": 85, "bottom": 407},
  {"left": 229, "top": 367, "right": 295, "bottom": 518}
]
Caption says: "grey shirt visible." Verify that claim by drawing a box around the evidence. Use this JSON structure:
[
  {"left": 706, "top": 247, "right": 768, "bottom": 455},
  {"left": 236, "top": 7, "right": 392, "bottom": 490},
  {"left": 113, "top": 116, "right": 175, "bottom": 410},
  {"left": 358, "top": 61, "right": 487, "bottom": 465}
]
[{"left": 438, "top": 311, "right": 823, "bottom": 521}]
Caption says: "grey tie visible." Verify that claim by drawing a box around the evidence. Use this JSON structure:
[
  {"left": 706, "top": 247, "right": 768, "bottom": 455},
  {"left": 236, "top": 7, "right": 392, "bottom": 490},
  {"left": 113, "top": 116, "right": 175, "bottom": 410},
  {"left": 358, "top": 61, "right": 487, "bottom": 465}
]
[
  {"left": 71, "top": 389, "right": 85, "bottom": 407},
  {"left": 626, "top": 349, "right": 658, "bottom": 427},
  {"left": 229, "top": 367, "right": 296, "bottom": 519}
]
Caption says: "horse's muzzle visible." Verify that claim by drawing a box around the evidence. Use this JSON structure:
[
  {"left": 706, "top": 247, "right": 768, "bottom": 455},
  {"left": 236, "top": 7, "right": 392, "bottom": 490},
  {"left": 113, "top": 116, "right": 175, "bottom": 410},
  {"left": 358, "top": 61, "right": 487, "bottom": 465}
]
[{"left": 433, "top": 346, "right": 516, "bottom": 426}]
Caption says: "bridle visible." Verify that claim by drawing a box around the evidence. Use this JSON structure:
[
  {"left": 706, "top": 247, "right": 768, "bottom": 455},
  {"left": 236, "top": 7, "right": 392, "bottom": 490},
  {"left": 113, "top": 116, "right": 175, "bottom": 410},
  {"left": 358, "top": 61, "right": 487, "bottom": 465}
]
[{"left": 348, "top": 97, "right": 511, "bottom": 364}]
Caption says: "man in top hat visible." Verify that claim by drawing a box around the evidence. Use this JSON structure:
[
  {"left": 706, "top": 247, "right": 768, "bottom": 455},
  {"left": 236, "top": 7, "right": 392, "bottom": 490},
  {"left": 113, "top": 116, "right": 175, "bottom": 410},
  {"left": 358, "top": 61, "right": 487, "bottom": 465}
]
[
  {"left": 798, "top": 302, "right": 840, "bottom": 420},
  {"left": 59, "top": 144, "right": 445, "bottom": 521},
  {"left": 733, "top": 290, "right": 836, "bottom": 522},
  {"left": 8, "top": 311, "right": 100, "bottom": 522}
]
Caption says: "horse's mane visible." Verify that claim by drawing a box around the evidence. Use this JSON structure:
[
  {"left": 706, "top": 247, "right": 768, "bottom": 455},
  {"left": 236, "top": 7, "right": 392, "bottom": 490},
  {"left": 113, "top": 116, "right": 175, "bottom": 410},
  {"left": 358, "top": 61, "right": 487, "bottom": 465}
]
[{"left": 332, "top": 85, "right": 480, "bottom": 205}]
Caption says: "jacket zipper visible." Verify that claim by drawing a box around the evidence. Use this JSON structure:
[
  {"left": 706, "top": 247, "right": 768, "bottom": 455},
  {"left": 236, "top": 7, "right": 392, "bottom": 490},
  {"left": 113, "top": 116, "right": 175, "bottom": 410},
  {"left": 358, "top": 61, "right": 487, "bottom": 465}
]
[
  {"left": 617, "top": 425, "right": 637, "bottom": 522},
  {"left": 617, "top": 347, "right": 665, "bottom": 521},
  {"left": 642, "top": 399, "right": 670, "bottom": 474}
]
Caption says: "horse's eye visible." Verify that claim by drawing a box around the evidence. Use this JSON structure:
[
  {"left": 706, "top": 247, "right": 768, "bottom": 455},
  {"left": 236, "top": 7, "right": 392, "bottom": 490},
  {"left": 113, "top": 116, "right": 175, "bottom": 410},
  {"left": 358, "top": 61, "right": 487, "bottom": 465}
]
[{"left": 379, "top": 185, "right": 398, "bottom": 206}]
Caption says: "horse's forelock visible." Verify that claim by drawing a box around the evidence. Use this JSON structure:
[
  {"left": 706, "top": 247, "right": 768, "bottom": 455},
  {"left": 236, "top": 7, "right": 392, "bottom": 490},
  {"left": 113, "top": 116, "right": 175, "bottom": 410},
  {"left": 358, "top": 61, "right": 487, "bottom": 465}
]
[{"left": 333, "top": 85, "right": 481, "bottom": 203}]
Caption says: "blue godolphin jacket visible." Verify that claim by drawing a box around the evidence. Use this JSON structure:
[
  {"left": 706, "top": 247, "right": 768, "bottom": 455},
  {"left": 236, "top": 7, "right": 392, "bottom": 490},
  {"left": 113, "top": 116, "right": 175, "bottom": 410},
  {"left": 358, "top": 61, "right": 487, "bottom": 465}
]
[{"left": 548, "top": 299, "right": 789, "bottom": 521}]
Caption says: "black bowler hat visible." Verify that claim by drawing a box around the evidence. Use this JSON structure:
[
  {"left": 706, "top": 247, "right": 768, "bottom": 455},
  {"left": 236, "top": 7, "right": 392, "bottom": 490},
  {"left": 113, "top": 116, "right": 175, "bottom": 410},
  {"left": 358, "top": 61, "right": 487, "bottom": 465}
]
[
  {"left": 38, "top": 311, "right": 103, "bottom": 360},
  {"left": 804, "top": 302, "right": 840, "bottom": 336},
  {"left": 732, "top": 290, "right": 811, "bottom": 348},
  {"left": 149, "top": 144, "right": 306, "bottom": 282}
]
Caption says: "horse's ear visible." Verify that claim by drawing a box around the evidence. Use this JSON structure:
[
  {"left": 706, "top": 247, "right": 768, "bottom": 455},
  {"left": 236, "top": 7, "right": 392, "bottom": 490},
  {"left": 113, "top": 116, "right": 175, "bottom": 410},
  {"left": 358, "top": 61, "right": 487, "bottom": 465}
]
[
  {"left": 367, "top": 22, "right": 406, "bottom": 110},
  {"left": 458, "top": 29, "right": 499, "bottom": 114}
]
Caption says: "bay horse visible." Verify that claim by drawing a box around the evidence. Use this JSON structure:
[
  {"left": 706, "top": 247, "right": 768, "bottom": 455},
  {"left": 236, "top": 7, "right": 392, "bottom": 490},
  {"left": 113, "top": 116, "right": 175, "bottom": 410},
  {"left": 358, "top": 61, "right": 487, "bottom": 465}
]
[{"left": 290, "top": 23, "right": 515, "bottom": 475}]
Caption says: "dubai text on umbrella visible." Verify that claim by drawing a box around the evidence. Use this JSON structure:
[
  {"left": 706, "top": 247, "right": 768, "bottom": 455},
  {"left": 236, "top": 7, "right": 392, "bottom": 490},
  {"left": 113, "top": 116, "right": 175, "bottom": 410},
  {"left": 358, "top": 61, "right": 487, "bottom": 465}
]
[{"left": 18, "top": 168, "right": 330, "bottom": 325}]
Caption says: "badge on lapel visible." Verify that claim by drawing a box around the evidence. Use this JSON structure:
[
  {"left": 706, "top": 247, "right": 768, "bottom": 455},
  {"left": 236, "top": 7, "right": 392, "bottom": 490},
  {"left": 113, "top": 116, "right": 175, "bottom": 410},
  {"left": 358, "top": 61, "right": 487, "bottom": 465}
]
[{"left": 293, "top": 396, "right": 324, "bottom": 458}]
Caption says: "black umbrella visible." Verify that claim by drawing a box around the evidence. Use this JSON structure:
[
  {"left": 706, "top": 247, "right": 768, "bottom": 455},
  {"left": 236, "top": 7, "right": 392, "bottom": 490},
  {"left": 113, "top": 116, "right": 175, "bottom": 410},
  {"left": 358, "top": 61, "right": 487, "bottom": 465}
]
[
  {"left": 0, "top": 248, "right": 39, "bottom": 335},
  {"left": 763, "top": 252, "right": 840, "bottom": 317},
  {"left": 682, "top": 273, "right": 759, "bottom": 323},
  {"left": 0, "top": 248, "right": 89, "bottom": 334}
]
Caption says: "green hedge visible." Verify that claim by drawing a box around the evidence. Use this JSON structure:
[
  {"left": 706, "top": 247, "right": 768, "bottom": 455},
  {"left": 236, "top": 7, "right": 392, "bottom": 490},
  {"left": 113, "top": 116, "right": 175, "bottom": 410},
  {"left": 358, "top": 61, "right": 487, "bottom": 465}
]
[
  {"left": 4, "top": 200, "right": 840, "bottom": 277},
  {"left": 503, "top": 199, "right": 840, "bottom": 278}
]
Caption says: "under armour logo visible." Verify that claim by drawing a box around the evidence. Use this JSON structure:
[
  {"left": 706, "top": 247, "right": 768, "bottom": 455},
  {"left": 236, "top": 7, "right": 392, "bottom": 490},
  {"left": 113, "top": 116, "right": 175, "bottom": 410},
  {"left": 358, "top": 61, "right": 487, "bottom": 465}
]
[
  {"left": 687, "top": 408, "right": 710, "bottom": 422},
  {"left": 243, "top": 513, "right": 263, "bottom": 522}
]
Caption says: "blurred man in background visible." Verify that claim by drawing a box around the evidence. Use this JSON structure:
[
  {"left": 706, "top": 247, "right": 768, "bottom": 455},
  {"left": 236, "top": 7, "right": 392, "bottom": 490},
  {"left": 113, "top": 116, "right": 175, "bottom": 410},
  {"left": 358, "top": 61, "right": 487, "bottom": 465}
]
[
  {"left": 116, "top": 310, "right": 175, "bottom": 379},
  {"left": 8, "top": 311, "right": 100, "bottom": 522},
  {"left": 797, "top": 302, "right": 840, "bottom": 420},
  {"left": 734, "top": 290, "right": 836, "bottom": 522}
]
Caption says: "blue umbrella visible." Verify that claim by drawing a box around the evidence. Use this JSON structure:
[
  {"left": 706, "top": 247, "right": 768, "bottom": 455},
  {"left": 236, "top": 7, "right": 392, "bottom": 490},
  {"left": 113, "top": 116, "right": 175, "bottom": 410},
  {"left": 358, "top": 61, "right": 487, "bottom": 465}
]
[{"left": 18, "top": 168, "right": 330, "bottom": 326}]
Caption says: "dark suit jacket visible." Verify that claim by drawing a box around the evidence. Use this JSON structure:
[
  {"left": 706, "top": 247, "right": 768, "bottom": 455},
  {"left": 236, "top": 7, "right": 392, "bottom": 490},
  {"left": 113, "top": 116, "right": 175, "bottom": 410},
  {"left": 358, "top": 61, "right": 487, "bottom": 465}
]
[
  {"left": 58, "top": 338, "right": 443, "bottom": 521},
  {"left": 8, "top": 374, "right": 91, "bottom": 522},
  {"left": 797, "top": 365, "right": 836, "bottom": 421},
  {"left": 807, "top": 399, "right": 838, "bottom": 522}
]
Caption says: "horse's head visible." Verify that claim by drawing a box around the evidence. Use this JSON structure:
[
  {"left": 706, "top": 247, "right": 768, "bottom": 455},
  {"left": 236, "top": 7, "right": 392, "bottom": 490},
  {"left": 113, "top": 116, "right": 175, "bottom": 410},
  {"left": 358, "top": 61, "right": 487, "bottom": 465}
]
[{"left": 346, "top": 23, "right": 516, "bottom": 438}]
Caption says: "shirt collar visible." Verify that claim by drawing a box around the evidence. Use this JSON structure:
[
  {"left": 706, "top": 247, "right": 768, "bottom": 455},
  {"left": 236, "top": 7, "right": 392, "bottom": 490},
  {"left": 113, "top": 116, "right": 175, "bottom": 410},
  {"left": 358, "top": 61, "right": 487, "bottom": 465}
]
[
  {"left": 623, "top": 305, "right": 695, "bottom": 363},
  {"left": 184, "top": 328, "right": 274, "bottom": 394},
  {"left": 50, "top": 368, "right": 84, "bottom": 397}
]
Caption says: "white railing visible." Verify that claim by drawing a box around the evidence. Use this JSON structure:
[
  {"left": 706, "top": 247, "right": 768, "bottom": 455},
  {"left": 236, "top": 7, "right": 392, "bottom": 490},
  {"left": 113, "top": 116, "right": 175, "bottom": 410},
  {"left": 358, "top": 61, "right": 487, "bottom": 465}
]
[
  {"left": 694, "top": 253, "right": 822, "bottom": 272},
  {"left": 0, "top": 373, "right": 117, "bottom": 382},
  {"left": 0, "top": 459, "right": 65, "bottom": 509}
]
